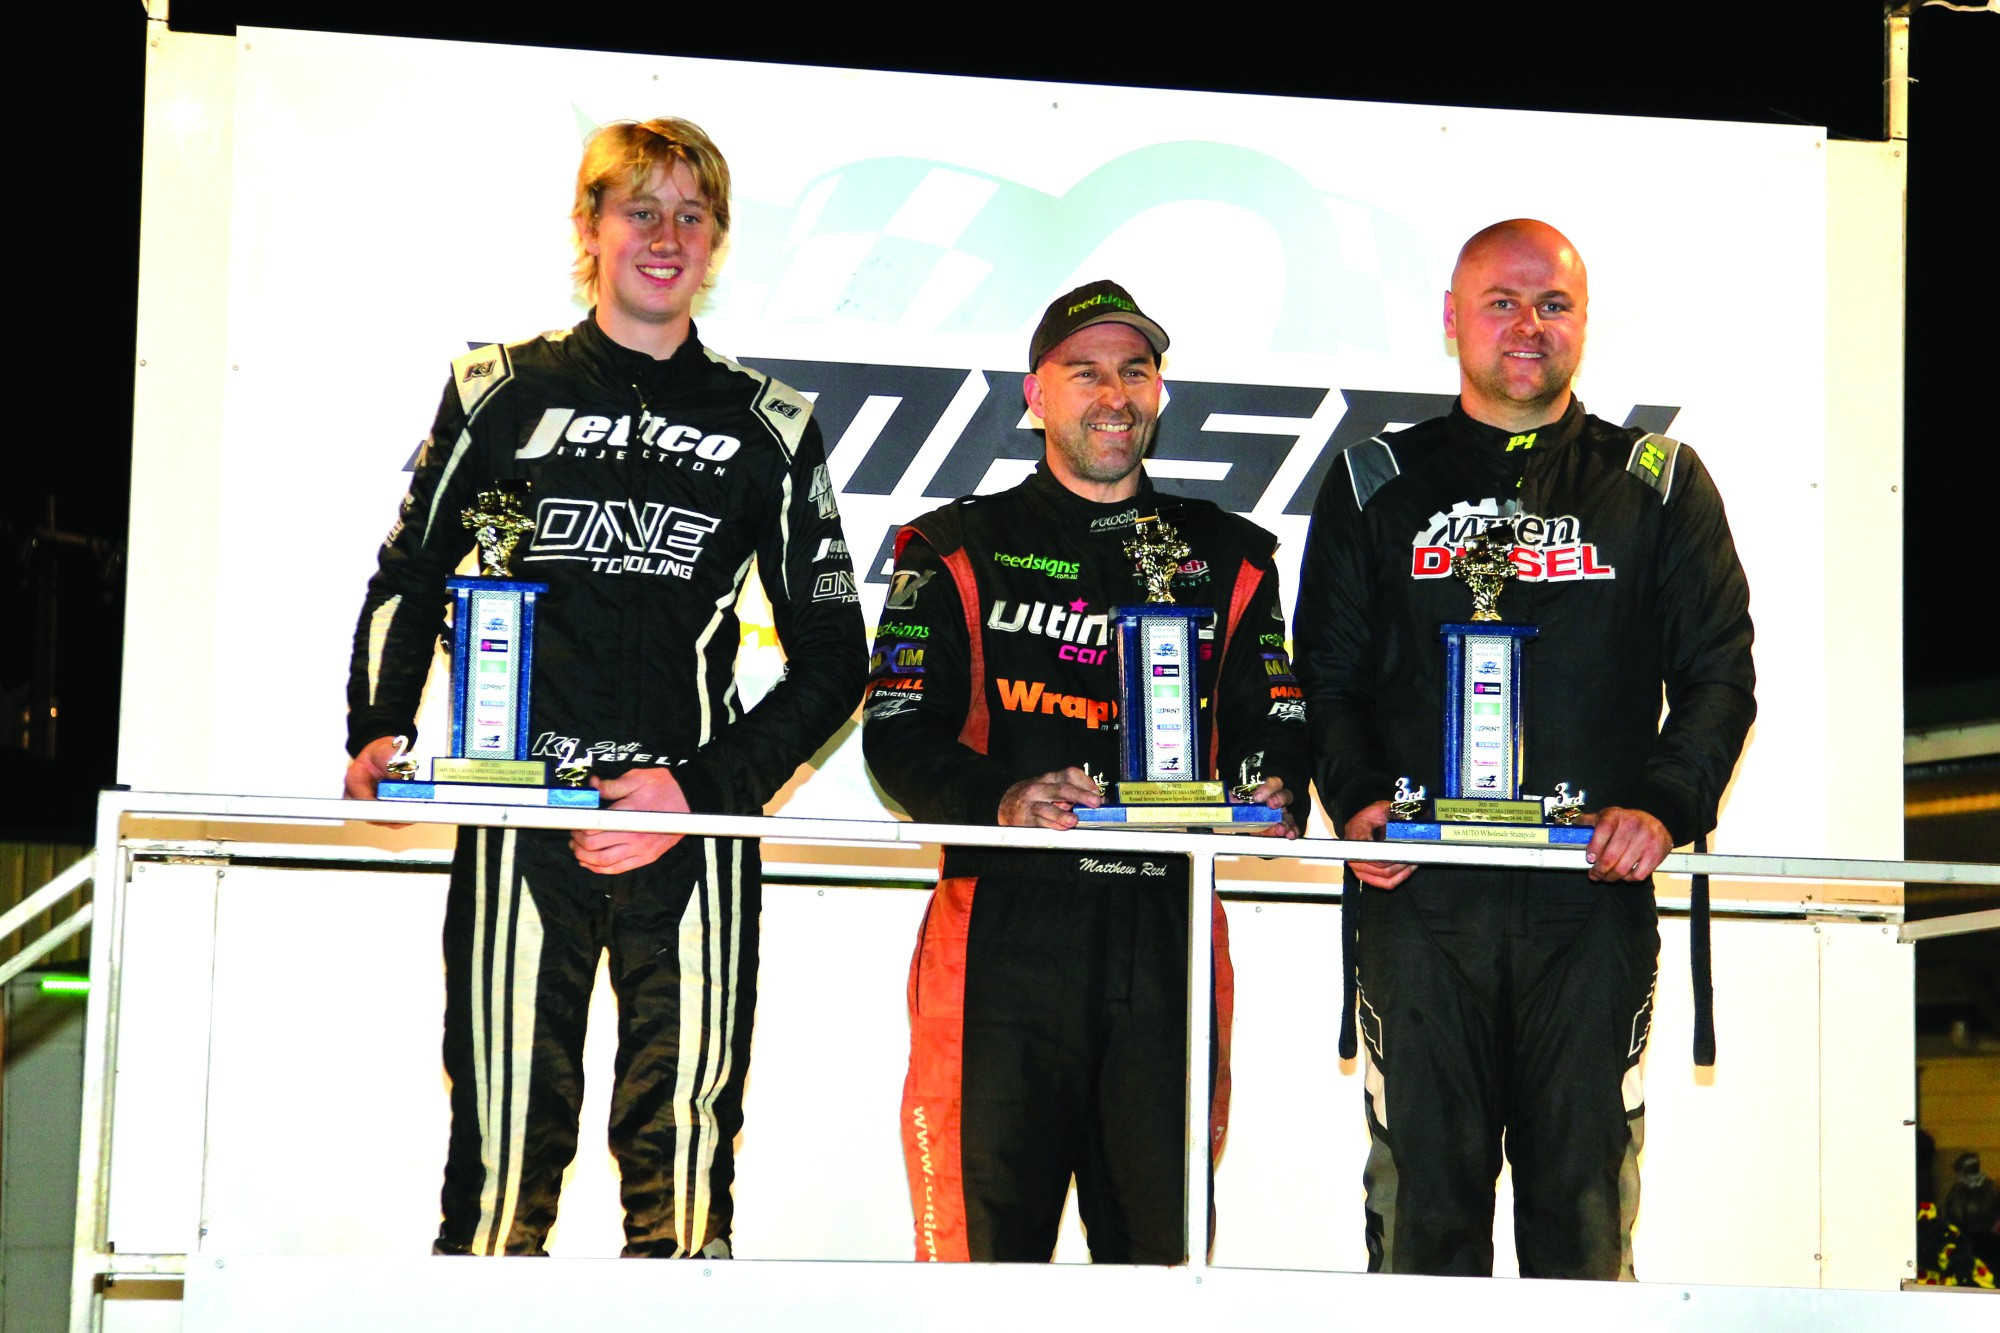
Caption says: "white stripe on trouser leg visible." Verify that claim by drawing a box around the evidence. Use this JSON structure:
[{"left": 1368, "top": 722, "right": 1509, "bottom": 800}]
[
  {"left": 469, "top": 831, "right": 495, "bottom": 1253},
  {"left": 668, "top": 839, "right": 742, "bottom": 1256},
  {"left": 493, "top": 858, "right": 543, "bottom": 1250}
]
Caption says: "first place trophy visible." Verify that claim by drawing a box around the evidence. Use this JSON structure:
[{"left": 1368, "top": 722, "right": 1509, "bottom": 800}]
[
  {"left": 377, "top": 482, "right": 600, "bottom": 809},
  {"left": 1073, "top": 514, "right": 1283, "bottom": 831},
  {"left": 1384, "top": 522, "right": 1589, "bottom": 847}
]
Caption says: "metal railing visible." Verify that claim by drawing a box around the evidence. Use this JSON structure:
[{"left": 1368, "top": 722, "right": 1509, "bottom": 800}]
[{"left": 0, "top": 854, "right": 93, "bottom": 988}]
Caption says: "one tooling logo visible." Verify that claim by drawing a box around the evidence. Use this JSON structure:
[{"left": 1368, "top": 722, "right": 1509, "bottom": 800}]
[
  {"left": 526, "top": 498, "right": 719, "bottom": 578},
  {"left": 1409, "top": 501, "right": 1616, "bottom": 583}
]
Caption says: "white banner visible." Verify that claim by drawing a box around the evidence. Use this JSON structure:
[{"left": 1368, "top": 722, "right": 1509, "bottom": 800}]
[{"left": 130, "top": 28, "right": 1853, "bottom": 858}]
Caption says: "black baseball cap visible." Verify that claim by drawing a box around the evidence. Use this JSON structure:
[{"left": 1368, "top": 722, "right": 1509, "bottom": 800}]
[{"left": 1027, "top": 280, "right": 1170, "bottom": 371}]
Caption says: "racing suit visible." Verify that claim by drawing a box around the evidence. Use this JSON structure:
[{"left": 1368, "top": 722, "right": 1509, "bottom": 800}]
[
  {"left": 863, "top": 464, "right": 1309, "bottom": 1262},
  {"left": 347, "top": 316, "right": 866, "bottom": 1256},
  {"left": 1295, "top": 399, "right": 1754, "bottom": 1278}
]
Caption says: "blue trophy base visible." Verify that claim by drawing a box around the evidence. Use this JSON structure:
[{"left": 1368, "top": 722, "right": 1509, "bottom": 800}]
[
  {"left": 378, "top": 781, "right": 601, "bottom": 809},
  {"left": 1386, "top": 820, "right": 1592, "bottom": 847},
  {"left": 1075, "top": 803, "right": 1284, "bottom": 832}
]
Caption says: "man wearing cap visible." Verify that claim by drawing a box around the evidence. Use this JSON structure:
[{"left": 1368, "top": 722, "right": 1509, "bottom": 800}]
[
  {"left": 1295, "top": 219, "right": 1755, "bottom": 1277},
  {"left": 863, "top": 281, "right": 1309, "bottom": 1263}
]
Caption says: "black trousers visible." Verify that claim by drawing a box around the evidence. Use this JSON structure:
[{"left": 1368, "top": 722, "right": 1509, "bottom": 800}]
[
  {"left": 1355, "top": 870, "right": 1657, "bottom": 1279},
  {"left": 901, "top": 861, "right": 1233, "bottom": 1263},
  {"left": 435, "top": 827, "right": 760, "bottom": 1257}
]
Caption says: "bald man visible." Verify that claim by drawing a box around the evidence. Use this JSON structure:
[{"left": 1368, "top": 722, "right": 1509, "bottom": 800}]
[{"left": 1295, "top": 220, "right": 1755, "bottom": 1278}]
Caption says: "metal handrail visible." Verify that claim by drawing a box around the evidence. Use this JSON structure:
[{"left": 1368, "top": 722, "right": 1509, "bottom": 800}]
[{"left": 0, "top": 854, "right": 94, "bottom": 987}]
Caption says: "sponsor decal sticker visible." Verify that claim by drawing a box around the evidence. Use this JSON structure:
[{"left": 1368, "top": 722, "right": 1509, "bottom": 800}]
[
  {"left": 996, "top": 678, "right": 1117, "bottom": 729},
  {"left": 885, "top": 568, "right": 934, "bottom": 611},
  {"left": 526, "top": 498, "right": 719, "bottom": 579},
  {"left": 808, "top": 464, "right": 839, "bottom": 519},
  {"left": 1410, "top": 499, "right": 1616, "bottom": 583},
  {"left": 813, "top": 571, "right": 859, "bottom": 603},
  {"left": 993, "top": 550, "right": 1080, "bottom": 580}
]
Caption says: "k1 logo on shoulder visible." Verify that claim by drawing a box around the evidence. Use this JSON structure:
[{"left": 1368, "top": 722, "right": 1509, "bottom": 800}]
[{"left": 1410, "top": 500, "right": 1616, "bottom": 583}]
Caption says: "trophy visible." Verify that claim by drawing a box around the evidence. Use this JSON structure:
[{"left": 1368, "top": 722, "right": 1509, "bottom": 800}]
[
  {"left": 378, "top": 481, "right": 600, "bottom": 809},
  {"left": 1384, "top": 521, "right": 1589, "bottom": 847},
  {"left": 1073, "top": 514, "right": 1282, "bottom": 831}
]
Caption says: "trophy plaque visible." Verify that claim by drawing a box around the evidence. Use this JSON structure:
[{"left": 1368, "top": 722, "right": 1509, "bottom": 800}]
[
  {"left": 1385, "top": 522, "right": 1589, "bottom": 847},
  {"left": 378, "top": 482, "right": 600, "bottom": 809},
  {"left": 1073, "top": 515, "right": 1282, "bottom": 831}
]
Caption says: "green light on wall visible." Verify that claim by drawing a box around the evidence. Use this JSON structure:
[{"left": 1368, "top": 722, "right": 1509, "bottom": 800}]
[{"left": 38, "top": 976, "right": 89, "bottom": 995}]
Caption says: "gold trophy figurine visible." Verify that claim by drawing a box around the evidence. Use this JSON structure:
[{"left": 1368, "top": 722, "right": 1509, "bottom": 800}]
[
  {"left": 1123, "top": 514, "right": 1191, "bottom": 605},
  {"left": 463, "top": 483, "right": 537, "bottom": 578},
  {"left": 1451, "top": 522, "right": 1520, "bottom": 622}
]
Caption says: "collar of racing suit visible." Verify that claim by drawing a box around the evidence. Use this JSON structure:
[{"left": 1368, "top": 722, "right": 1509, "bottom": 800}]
[
  {"left": 1445, "top": 396, "right": 1586, "bottom": 456},
  {"left": 575, "top": 311, "right": 708, "bottom": 397},
  {"left": 1024, "top": 458, "right": 1162, "bottom": 523}
]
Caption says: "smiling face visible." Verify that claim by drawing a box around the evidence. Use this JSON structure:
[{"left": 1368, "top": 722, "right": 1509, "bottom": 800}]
[
  {"left": 1024, "top": 322, "right": 1161, "bottom": 503},
  {"left": 1444, "top": 220, "right": 1588, "bottom": 431},
  {"left": 578, "top": 160, "right": 718, "bottom": 358}
]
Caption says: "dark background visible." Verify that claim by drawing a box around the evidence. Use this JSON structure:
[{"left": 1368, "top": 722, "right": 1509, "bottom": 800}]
[{"left": 4, "top": 1, "right": 1993, "bottom": 837}]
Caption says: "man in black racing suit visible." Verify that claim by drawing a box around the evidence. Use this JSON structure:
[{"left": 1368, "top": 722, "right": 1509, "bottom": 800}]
[
  {"left": 1296, "top": 219, "right": 1754, "bottom": 1278},
  {"left": 864, "top": 281, "right": 1309, "bottom": 1263},
  {"left": 344, "top": 119, "right": 865, "bottom": 1258}
]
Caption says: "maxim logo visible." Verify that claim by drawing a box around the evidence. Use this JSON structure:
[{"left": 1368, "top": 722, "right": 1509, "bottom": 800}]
[{"left": 526, "top": 499, "right": 719, "bottom": 578}]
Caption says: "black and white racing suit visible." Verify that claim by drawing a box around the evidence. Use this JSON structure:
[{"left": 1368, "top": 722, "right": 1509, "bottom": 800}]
[
  {"left": 348, "top": 315, "right": 866, "bottom": 1256},
  {"left": 1295, "top": 399, "right": 1754, "bottom": 1278},
  {"left": 863, "top": 464, "right": 1309, "bottom": 1262}
]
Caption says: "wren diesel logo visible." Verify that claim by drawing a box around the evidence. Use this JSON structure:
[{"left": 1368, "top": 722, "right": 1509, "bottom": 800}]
[
  {"left": 1410, "top": 500, "right": 1617, "bottom": 583},
  {"left": 739, "top": 357, "right": 1680, "bottom": 585}
]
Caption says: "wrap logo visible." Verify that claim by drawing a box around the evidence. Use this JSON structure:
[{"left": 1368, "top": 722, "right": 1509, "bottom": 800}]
[{"left": 996, "top": 678, "right": 1117, "bottom": 729}]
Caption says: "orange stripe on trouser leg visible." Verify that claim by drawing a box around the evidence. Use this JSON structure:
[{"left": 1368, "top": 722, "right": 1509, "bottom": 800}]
[
  {"left": 1210, "top": 894, "right": 1234, "bottom": 1158},
  {"left": 901, "top": 877, "right": 976, "bottom": 1262}
]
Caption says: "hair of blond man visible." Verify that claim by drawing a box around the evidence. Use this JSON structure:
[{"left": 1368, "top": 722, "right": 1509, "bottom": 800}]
[{"left": 570, "top": 118, "right": 733, "bottom": 305}]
